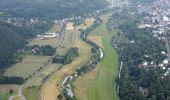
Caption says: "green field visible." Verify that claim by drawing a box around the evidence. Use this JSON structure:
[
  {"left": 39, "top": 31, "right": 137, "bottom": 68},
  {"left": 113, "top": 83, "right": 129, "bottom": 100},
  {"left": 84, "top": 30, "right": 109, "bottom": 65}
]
[
  {"left": 24, "top": 87, "right": 39, "bottom": 100},
  {"left": 0, "top": 91, "right": 18, "bottom": 100},
  {"left": 89, "top": 13, "right": 119, "bottom": 100},
  {"left": 4, "top": 55, "right": 50, "bottom": 78}
]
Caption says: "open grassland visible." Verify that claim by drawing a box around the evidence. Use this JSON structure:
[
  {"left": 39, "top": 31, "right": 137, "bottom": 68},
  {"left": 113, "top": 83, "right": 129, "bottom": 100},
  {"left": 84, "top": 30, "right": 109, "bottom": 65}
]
[
  {"left": 41, "top": 18, "right": 94, "bottom": 100},
  {"left": 4, "top": 56, "right": 50, "bottom": 78},
  {"left": 24, "top": 87, "right": 39, "bottom": 100},
  {"left": 28, "top": 38, "right": 60, "bottom": 47},
  {"left": 47, "top": 24, "right": 62, "bottom": 33},
  {"left": 73, "top": 12, "right": 119, "bottom": 100},
  {"left": 72, "top": 65, "right": 100, "bottom": 100},
  {"left": 90, "top": 13, "right": 119, "bottom": 100},
  {"left": 12, "top": 96, "right": 22, "bottom": 100},
  {"left": 87, "top": 35, "right": 103, "bottom": 48}
]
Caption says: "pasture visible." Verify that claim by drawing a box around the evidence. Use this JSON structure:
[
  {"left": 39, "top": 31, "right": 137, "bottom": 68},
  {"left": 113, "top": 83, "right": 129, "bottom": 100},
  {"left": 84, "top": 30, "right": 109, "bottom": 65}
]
[
  {"left": 4, "top": 56, "right": 50, "bottom": 78},
  {"left": 90, "top": 13, "right": 119, "bottom": 100},
  {"left": 73, "top": 12, "right": 119, "bottom": 100},
  {"left": 23, "top": 64, "right": 60, "bottom": 100}
]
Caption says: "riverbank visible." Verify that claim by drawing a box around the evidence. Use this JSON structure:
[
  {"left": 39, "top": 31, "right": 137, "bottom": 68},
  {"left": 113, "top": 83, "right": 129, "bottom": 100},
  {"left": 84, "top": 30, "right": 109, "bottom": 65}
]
[{"left": 73, "top": 12, "right": 119, "bottom": 100}]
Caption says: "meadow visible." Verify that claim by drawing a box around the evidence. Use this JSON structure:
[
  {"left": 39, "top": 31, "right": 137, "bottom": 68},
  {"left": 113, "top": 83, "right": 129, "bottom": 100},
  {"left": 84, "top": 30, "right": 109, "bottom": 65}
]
[
  {"left": 3, "top": 56, "right": 50, "bottom": 78},
  {"left": 73, "top": 12, "right": 119, "bottom": 100}
]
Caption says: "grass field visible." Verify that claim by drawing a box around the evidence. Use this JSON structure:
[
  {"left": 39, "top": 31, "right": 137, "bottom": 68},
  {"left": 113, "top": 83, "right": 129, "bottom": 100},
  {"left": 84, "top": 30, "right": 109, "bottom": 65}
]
[
  {"left": 28, "top": 38, "right": 60, "bottom": 47},
  {"left": 0, "top": 91, "right": 18, "bottom": 100},
  {"left": 73, "top": 12, "right": 119, "bottom": 100},
  {"left": 41, "top": 18, "right": 94, "bottom": 100},
  {"left": 4, "top": 56, "right": 50, "bottom": 78},
  {"left": 24, "top": 87, "right": 39, "bottom": 100},
  {"left": 12, "top": 96, "right": 22, "bottom": 100}
]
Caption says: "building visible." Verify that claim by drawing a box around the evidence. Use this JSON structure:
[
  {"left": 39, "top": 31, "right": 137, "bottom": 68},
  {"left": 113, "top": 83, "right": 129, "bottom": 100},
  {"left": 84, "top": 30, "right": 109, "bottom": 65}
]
[{"left": 37, "top": 33, "right": 60, "bottom": 39}]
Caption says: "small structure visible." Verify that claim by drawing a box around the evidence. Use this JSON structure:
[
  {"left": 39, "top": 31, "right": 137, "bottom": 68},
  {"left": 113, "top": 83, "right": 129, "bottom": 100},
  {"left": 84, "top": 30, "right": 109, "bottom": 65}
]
[
  {"left": 163, "top": 59, "right": 169, "bottom": 64},
  {"left": 37, "top": 33, "right": 60, "bottom": 40}
]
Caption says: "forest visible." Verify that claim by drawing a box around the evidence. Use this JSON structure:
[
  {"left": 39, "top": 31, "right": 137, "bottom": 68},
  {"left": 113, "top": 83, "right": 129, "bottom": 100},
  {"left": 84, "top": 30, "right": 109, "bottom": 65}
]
[
  {"left": 0, "top": 20, "right": 52, "bottom": 84},
  {"left": 110, "top": 12, "right": 170, "bottom": 100},
  {"left": 0, "top": 0, "right": 108, "bottom": 20}
]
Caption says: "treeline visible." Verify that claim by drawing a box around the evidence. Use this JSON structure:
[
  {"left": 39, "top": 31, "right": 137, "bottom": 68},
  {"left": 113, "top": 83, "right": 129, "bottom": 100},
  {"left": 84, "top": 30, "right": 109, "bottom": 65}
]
[
  {"left": 26, "top": 45, "right": 56, "bottom": 56},
  {"left": 76, "top": 47, "right": 101, "bottom": 75},
  {"left": 52, "top": 47, "right": 79, "bottom": 64},
  {"left": 0, "top": 0, "right": 108, "bottom": 20},
  {"left": 0, "top": 76, "right": 24, "bottom": 84},
  {"left": 110, "top": 14, "right": 169, "bottom": 99}
]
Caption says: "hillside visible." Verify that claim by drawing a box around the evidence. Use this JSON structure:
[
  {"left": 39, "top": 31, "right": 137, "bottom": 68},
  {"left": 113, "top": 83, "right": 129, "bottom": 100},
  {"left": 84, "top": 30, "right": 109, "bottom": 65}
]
[
  {"left": 0, "top": 0, "right": 108, "bottom": 19},
  {"left": 0, "top": 22, "right": 26, "bottom": 72}
]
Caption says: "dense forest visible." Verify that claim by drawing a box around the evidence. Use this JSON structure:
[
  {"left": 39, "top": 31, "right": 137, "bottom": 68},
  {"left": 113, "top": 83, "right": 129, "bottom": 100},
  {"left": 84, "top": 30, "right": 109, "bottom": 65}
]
[
  {"left": 110, "top": 11, "right": 170, "bottom": 100},
  {"left": 0, "top": 21, "right": 52, "bottom": 74},
  {"left": 0, "top": 0, "right": 108, "bottom": 19},
  {"left": 0, "top": 22, "right": 26, "bottom": 73}
]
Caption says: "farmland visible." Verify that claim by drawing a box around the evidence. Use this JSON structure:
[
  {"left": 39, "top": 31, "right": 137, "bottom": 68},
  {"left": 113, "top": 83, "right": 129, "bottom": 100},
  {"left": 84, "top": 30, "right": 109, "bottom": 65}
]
[
  {"left": 73, "top": 12, "right": 119, "bottom": 100},
  {"left": 23, "top": 64, "right": 60, "bottom": 100},
  {"left": 41, "top": 18, "right": 94, "bottom": 100},
  {"left": 28, "top": 24, "right": 62, "bottom": 47},
  {"left": 3, "top": 56, "right": 50, "bottom": 78},
  {"left": 22, "top": 23, "right": 68, "bottom": 100}
]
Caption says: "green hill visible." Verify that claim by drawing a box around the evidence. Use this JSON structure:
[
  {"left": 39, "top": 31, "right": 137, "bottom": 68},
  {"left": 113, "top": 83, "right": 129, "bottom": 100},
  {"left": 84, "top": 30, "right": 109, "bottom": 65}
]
[
  {"left": 0, "top": 0, "right": 108, "bottom": 19},
  {"left": 0, "top": 22, "right": 26, "bottom": 72}
]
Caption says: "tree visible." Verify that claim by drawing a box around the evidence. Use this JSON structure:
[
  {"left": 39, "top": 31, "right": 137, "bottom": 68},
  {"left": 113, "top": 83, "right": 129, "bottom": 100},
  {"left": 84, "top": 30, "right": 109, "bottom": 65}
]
[
  {"left": 9, "top": 89, "right": 14, "bottom": 94},
  {"left": 57, "top": 94, "right": 63, "bottom": 100}
]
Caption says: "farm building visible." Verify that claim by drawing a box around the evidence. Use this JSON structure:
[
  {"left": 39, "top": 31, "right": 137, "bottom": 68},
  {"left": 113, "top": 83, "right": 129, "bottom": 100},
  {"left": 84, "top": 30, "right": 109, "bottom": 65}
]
[{"left": 37, "top": 33, "right": 60, "bottom": 39}]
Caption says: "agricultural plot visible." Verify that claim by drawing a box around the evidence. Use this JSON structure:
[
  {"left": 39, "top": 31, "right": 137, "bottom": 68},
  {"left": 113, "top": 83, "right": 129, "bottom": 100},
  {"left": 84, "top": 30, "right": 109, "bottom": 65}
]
[
  {"left": 28, "top": 38, "right": 60, "bottom": 48},
  {"left": 0, "top": 84, "right": 20, "bottom": 93},
  {"left": 73, "top": 12, "right": 119, "bottom": 100},
  {"left": 23, "top": 22, "right": 77, "bottom": 100},
  {"left": 23, "top": 64, "right": 60, "bottom": 100},
  {"left": 12, "top": 96, "right": 22, "bottom": 100},
  {"left": 4, "top": 56, "right": 50, "bottom": 78},
  {"left": 41, "top": 18, "right": 94, "bottom": 100}
]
